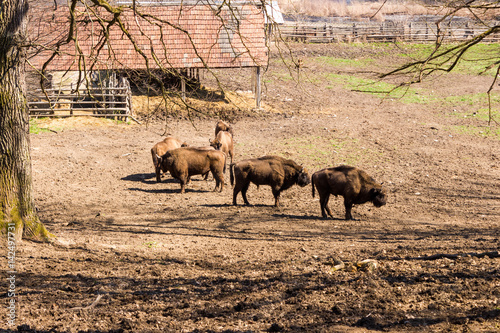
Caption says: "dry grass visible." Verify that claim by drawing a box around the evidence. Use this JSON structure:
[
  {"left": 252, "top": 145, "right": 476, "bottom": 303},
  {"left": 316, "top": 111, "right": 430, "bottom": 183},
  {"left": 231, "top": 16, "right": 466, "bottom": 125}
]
[
  {"left": 132, "top": 90, "right": 280, "bottom": 120},
  {"left": 278, "top": 0, "right": 500, "bottom": 21},
  {"left": 278, "top": 0, "right": 439, "bottom": 21},
  {"left": 32, "top": 116, "right": 130, "bottom": 129}
]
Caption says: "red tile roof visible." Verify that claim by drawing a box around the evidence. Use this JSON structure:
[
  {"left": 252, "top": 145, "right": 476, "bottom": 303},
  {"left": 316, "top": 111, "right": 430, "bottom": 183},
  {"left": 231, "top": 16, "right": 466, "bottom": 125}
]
[{"left": 28, "top": 3, "right": 268, "bottom": 71}]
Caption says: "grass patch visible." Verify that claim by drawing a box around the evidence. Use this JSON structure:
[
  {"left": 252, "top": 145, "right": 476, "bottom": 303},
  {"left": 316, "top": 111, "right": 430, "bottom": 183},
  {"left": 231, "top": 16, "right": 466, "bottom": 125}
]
[
  {"left": 29, "top": 119, "right": 54, "bottom": 134},
  {"left": 313, "top": 56, "right": 374, "bottom": 68},
  {"left": 449, "top": 125, "right": 500, "bottom": 139},
  {"left": 275, "top": 135, "right": 386, "bottom": 170},
  {"left": 143, "top": 241, "right": 158, "bottom": 249},
  {"left": 444, "top": 93, "right": 500, "bottom": 108},
  {"left": 397, "top": 43, "right": 500, "bottom": 76},
  {"left": 325, "top": 73, "right": 435, "bottom": 104}
]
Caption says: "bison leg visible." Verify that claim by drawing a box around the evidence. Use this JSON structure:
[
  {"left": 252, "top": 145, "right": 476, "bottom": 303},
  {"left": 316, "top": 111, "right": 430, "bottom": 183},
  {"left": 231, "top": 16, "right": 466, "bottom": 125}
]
[
  {"left": 232, "top": 187, "right": 239, "bottom": 205},
  {"left": 179, "top": 180, "right": 187, "bottom": 194},
  {"left": 155, "top": 166, "right": 162, "bottom": 183},
  {"left": 272, "top": 189, "right": 281, "bottom": 207},
  {"left": 213, "top": 173, "right": 224, "bottom": 192},
  {"left": 178, "top": 173, "right": 189, "bottom": 194},
  {"left": 240, "top": 182, "right": 251, "bottom": 205},
  {"left": 344, "top": 200, "right": 354, "bottom": 220},
  {"left": 319, "top": 193, "right": 332, "bottom": 219},
  {"left": 233, "top": 181, "right": 246, "bottom": 205}
]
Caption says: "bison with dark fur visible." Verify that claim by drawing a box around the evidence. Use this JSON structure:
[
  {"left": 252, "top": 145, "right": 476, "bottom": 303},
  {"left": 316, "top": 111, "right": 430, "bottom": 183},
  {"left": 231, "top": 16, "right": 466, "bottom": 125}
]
[
  {"left": 210, "top": 130, "right": 234, "bottom": 164},
  {"left": 159, "top": 147, "right": 226, "bottom": 193},
  {"left": 311, "top": 165, "right": 387, "bottom": 220},
  {"left": 230, "top": 155, "right": 310, "bottom": 207},
  {"left": 151, "top": 136, "right": 188, "bottom": 182}
]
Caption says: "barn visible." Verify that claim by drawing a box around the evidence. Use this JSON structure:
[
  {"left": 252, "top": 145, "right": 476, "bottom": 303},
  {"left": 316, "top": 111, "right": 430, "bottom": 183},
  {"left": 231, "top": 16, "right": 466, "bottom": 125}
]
[{"left": 27, "top": 0, "right": 269, "bottom": 117}]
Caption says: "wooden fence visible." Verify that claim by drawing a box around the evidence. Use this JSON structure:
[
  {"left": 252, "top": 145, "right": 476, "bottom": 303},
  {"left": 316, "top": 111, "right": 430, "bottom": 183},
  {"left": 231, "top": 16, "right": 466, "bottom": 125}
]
[
  {"left": 28, "top": 85, "right": 135, "bottom": 122},
  {"left": 278, "top": 20, "right": 500, "bottom": 43}
]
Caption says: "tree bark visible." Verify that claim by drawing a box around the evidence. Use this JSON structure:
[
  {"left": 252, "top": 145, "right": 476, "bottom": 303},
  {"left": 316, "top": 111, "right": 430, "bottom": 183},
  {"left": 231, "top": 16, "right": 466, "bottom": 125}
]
[{"left": 0, "top": 0, "right": 50, "bottom": 240}]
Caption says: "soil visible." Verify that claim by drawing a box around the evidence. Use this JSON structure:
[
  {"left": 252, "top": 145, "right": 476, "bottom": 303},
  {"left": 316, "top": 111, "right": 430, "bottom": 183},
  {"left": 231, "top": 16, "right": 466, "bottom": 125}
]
[{"left": 3, "top": 43, "right": 500, "bottom": 333}]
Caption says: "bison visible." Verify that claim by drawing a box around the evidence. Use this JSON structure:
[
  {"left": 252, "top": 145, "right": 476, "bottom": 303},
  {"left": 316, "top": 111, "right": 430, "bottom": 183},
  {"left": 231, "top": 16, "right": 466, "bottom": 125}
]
[
  {"left": 311, "top": 165, "right": 387, "bottom": 220},
  {"left": 215, "top": 120, "right": 234, "bottom": 137},
  {"left": 230, "top": 155, "right": 310, "bottom": 207},
  {"left": 151, "top": 136, "right": 188, "bottom": 182},
  {"left": 191, "top": 146, "right": 216, "bottom": 180},
  {"left": 210, "top": 130, "right": 234, "bottom": 164},
  {"left": 159, "top": 147, "right": 226, "bottom": 194}
]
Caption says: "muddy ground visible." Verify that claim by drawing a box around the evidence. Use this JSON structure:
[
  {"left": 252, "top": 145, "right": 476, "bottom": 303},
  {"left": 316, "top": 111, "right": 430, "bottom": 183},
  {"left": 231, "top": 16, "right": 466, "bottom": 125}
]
[{"left": 3, "top": 43, "right": 500, "bottom": 332}]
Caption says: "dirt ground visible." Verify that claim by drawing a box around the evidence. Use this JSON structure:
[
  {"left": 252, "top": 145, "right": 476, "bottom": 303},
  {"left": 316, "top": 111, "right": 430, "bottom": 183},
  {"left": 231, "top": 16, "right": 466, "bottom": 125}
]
[{"left": 4, "top": 43, "right": 500, "bottom": 332}]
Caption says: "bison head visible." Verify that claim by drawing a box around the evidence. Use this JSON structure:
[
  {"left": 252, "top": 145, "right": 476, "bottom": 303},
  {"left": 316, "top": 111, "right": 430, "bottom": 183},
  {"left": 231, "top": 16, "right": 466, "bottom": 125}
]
[
  {"left": 297, "top": 168, "right": 311, "bottom": 187},
  {"left": 209, "top": 138, "right": 222, "bottom": 150},
  {"left": 370, "top": 187, "right": 387, "bottom": 207}
]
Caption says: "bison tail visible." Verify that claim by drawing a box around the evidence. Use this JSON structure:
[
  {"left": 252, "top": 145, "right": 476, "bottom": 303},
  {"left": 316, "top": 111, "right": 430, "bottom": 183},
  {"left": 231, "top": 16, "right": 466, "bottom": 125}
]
[
  {"left": 151, "top": 148, "right": 158, "bottom": 168},
  {"left": 230, "top": 163, "right": 235, "bottom": 186},
  {"left": 311, "top": 177, "right": 316, "bottom": 198}
]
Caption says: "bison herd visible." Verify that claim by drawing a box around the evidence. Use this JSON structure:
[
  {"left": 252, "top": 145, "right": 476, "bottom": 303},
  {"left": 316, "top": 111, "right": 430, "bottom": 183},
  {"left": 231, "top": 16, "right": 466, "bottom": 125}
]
[{"left": 151, "top": 120, "right": 388, "bottom": 220}]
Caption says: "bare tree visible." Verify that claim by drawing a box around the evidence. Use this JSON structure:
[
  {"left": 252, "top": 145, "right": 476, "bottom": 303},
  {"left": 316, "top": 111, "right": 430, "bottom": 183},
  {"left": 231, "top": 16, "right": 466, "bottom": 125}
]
[{"left": 381, "top": 0, "right": 500, "bottom": 125}]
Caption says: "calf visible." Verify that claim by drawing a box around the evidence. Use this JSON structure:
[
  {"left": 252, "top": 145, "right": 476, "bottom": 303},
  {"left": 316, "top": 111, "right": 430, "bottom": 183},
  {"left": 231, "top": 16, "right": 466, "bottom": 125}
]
[
  {"left": 230, "top": 155, "right": 310, "bottom": 207},
  {"left": 151, "top": 136, "right": 187, "bottom": 182},
  {"left": 312, "top": 165, "right": 387, "bottom": 220},
  {"left": 159, "top": 147, "right": 226, "bottom": 193}
]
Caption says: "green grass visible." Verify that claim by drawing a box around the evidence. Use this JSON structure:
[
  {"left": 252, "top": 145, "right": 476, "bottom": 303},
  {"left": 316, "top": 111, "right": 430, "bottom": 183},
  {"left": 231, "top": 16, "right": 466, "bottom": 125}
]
[
  {"left": 444, "top": 93, "right": 500, "bottom": 107},
  {"left": 449, "top": 124, "right": 500, "bottom": 139},
  {"left": 397, "top": 43, "right": 500, "bottom": 76},
  {"left": 325, "top": 73, "right": 435, "bottom": 104},
  {"left": 143, "top": 241, "right": 158, "bottom": 249},
  {"left": 313, "top": 56, "right": 374, "bottom": 68},
  {"left": 29, "top": 119, "right": 53, "bottom": 134},
  {"left": 270, "top": 42, "right": 500, "bottom": 138}
]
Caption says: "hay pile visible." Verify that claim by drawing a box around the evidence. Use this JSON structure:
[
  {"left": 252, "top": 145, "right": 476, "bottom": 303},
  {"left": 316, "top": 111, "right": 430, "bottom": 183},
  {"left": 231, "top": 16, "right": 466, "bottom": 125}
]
[
  {"left": 32, "top": 116, "right": 129, "bottom": 129},
  {"left": 132, "top": 90, "right": 278, "bottom": 121}
]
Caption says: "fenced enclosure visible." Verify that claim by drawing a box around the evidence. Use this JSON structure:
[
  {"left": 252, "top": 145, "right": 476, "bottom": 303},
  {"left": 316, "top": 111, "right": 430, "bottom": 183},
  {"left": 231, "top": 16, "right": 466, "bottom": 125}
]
[
  {"left": 28, "top": 85, "right": 134, "bottom": 122},
  {"left": 279, "top": 20, "right": 500, "bottom": 43}
]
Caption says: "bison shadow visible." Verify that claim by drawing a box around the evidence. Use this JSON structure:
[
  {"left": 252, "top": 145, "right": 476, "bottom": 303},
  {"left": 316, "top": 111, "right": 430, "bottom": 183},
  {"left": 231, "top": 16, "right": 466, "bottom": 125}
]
[
  {"left": 128, "top": 187, "right": 212, "bottom": 194},
  {"left": 121, "top": 173, "right": 157, "bottom": 184},
  {"left": 122, "top": 173, "right": 208, "bottom": 186},
  {"left": 272, "top": 213, "right": 343, "bottom": 221}
]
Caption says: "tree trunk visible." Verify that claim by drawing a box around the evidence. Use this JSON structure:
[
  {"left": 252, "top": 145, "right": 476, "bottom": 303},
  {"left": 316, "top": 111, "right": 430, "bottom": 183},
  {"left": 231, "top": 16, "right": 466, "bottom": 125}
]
[{"left": 0, "top": 0, "right": 50, "bottom": 240}]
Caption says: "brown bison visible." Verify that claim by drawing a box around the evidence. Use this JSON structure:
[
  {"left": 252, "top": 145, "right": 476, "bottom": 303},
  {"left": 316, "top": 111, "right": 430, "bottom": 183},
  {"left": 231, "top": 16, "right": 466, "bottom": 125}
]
[
  {"left": 191, "top": 146, "right": 215, "bottom": 180},
  {"left": 151, "top": 136, "right": 188, "bottom": 182},
  {"left": 210, "top": 130, "right": 234, "bottom": 164},
  {"left": 230, "top": 155, "right": 310, "bottom": 207},
  {"left": 159, "top": 147, "right": 226, "bottom": 194},
  {"left": 311, "top": 165, "right": 387, "bottom": 220},
  {"left": 215, "top": 120, "right": 234, "bottom": 137}
]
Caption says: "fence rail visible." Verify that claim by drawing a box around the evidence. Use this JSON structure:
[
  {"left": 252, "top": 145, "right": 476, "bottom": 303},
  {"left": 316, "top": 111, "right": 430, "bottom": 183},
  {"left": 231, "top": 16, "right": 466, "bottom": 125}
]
[
  {"left": 28, "top": 86, "right": 134, "bottom": 121},
  {"left": 278, "top": 21, "right": 500, "bottom": 43}
]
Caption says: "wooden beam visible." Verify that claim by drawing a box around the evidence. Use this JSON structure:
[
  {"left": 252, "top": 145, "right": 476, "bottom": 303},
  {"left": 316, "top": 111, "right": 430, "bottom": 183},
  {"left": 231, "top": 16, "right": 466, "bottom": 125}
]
[
  {"left": 181, "top": 78, "right": 186, "bottom": 102},
  {"left": 255, "top": 66, "right": 261, "bottom": 109}
]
